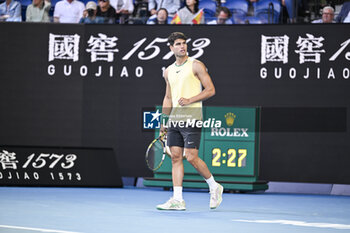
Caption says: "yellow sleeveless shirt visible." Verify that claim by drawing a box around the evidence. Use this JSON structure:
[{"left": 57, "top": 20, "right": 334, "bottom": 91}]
[{"left": 167, "top": 57, "right": 202, "bottom": 121}]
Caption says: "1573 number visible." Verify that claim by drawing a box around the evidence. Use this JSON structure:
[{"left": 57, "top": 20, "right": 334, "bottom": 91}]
[
  {"left": 22, "top": 153, "right": 77, "bottom": 169},
  {"left": 122, "top": 37, "right": 211, "bottom": 61}
]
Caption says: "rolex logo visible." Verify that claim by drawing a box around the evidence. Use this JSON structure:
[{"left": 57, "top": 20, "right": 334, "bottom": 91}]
[{"left": 224, "top": 113, "right": 236, "bottom": 126}]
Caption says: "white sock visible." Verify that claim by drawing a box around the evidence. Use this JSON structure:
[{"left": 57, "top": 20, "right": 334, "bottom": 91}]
[
  {"left": 173, "top": 186, "right": 183, "bottom": 201},
  {"left": 205, "top": 175, "right": 218, "bottom": 191}
]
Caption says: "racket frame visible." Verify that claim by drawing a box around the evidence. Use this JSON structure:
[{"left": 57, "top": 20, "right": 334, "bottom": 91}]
[{"left": 145, "top": 133, "right": 168, "bottom": 171}]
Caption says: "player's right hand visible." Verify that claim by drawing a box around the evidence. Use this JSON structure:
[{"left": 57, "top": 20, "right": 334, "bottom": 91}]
[{"left": 159, "top": 125, "right": 167, "bottom": 138}]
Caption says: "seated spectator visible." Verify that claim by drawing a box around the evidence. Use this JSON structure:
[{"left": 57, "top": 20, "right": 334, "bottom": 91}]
[
  {"left": 148, "top": 0, "right": 180, "bottom": 16},
  {"left": 280, "top": 0, "right": 300, "bottom": 23},
  {"left": 336, "top": 1, "right": 350, "bottom": 23},
  {"left": 26, "top": 0, "right": 51, "bottom": 22},
  {"left": 312, "top": 6, "right": 335, "bottom": 23},
  {"left": 147, "top": 8, "right": 168, "bottom": 24},
  {"left": 110, "top": 0, "right": 133, "bottom": 23},
  {"left": 207, "top": 6, "right": 233, "bottom": 24},
  {"left": 0, "top": 0, "right": 22, "bottom": 22},
  {"left": 96, "top": 0, "right": 117, "bottom": 24},
  {"left": 172, "top": 0, "right": 204, "bottom": 24},
  {"left": 54, "top": 0, "right": 85, "bottom": 23},
  {"left": 80, "top": 1, "right": 103, "bottom": 23}
]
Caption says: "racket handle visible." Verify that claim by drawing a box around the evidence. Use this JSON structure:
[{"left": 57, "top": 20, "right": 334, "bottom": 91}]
[{"left": 159, "top": 128, "right": 167, "bottom": 139}]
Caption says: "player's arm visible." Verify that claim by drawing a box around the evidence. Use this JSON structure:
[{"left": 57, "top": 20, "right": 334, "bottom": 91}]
[
  {"left": 162, "top": 68, "right": 172, "bottom": 115},
  {"left": 178, "top": 60, "right": 215, "bottom": 106},
  {"left": 160, "top": 68, "right": 172, "bottom": 134}
]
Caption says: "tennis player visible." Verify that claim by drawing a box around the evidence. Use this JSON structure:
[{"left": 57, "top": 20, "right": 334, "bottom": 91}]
[{"left": 157, "top": 32, "right": 223, "bottom": 210}]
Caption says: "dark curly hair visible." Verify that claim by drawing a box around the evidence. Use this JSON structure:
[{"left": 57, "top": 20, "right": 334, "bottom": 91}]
[{"left": 168, "top": 32, "right": 188, "bottom": 46}]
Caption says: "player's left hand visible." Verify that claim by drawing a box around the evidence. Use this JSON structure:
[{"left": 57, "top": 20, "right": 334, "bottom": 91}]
[{"left": 178, "top": 97, "right": 191, "bottom": 106}]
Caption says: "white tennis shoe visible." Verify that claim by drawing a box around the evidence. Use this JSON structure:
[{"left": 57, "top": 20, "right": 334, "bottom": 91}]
[
  {"left": 156, "top": 197, "right": 186, "bottom": 211},
  {"left": 209, "top": 184, "right": 223, "bottom": 209}
]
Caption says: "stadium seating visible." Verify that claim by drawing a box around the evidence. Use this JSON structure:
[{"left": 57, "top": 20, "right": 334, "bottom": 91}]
[
  {"left": 198, "top": 0, "right": 217, "bottom": 18},
  {"left": 283, "top": 0, "right": 297, "bottom": 21},
  {"left": 49, "top": 0, "right": 61, "bottom": 20},
  {"left": 254, "top": 0, "right": 281, "bottom": 23},
  {"left": 222, "top": 0, "right": 248, "bottom": 16},
  {"left": 222, "top": 0, "right": 249, "bottom": 24},
  {"left": 131, "top": 0, "right": 149, "bottom": 24},
  {"left": 244, "top": 15, "right": 266, "bottom": 24},
  {"left": 146, "top": 14, "right": 173, "bottom": 24},
  {"left": 21, "top": 0, "right": 32, "bottom": 21},
  {"left": 50, "top": 0, "right": 62, "bottom": 6},
  {"left": 20, "top": 0, "right": 32, "bottom": 7}
]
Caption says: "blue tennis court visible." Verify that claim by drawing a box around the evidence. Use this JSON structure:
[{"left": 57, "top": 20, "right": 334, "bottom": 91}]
[{"left": 0, "top": 186, "right": 349, "bottom": 233}]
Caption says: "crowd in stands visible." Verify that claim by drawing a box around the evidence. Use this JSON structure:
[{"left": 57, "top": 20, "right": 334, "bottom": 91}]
[{"left": 0, "top": 0, "right": 350, "bottom": 24}]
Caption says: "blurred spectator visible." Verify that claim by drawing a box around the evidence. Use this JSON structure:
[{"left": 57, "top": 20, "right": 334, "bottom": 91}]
[
  {"left": 147, "top": 7, "right": 168, "bottom": 24},
  {"left": 26, "top": 0, "right": 51, "bottom": 22},
  {"left": 96, "top": 0, "right": 117, "bottom": 23},
  {"left": 110, "top": 0, "right": 133, "bottom": 23},
  {"left": 336, "top": 0, "right": 350, "bottom": 23},
  {"left": 247, "top": 0, "right": 257, "bottom": 16},
  {"left": 53, "top": 0, "right": 85, "bottom": 23},
  {"left": 172, "top": 0, "right": 204, "bottom": 24},
  {"left": 207, "top": 6, "right": 233, "bottom": 24},
  {"left": 312, "top": 6, "right": 335, "bottom": 23},
  {"left": 80, "top": 1, "right": 103, "bottom": 23},
  {"left": 0, "top": 0, "right": 22, "bottom": 22},
  {"left": 148, "top": 0, "right": 180, "bottom": 16},
  {"left": 280, "top": 0, "right": 298, "bottom": 23}
]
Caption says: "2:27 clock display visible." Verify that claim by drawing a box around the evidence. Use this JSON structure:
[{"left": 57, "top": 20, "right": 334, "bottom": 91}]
[{"left": 211, "top": 148, "right": 247, "bottom": 167}]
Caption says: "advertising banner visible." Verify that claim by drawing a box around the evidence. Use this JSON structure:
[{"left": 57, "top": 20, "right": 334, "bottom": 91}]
[
  {"left": 0, "top": 23, "right": 349, "bottom": 184},
  {"left": 0, "top": 146, "right": 123, "bottom": 187}
]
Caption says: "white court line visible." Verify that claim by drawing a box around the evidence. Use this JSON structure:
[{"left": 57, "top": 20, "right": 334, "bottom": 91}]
[
  {"left": 0, "top": 225, "right": 82, "bottom": 233},
  {"left": 232, "top": 219, "right": 350, "bottom": 230}
]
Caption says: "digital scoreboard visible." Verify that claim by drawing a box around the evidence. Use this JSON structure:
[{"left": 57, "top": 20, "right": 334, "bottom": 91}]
[{"left": 144, "top": 106, "right": 268, "bottom": 191}]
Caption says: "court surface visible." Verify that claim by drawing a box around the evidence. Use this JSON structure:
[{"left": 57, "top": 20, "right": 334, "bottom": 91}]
[{"left": 0, "top": 186, "right": 349, "bottom": 233}]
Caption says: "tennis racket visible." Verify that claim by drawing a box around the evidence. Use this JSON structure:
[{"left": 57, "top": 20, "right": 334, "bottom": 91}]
[{"left": 145, "top": 132, "right": 171, "bottom": 171}]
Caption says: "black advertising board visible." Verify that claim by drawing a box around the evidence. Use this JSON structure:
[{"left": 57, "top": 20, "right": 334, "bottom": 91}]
[
  {"left": 0, "top": 146, "right": 123, "bottom": 187},
  {"left": 0, "top": 23, "right": 349, "bottom": 184}
]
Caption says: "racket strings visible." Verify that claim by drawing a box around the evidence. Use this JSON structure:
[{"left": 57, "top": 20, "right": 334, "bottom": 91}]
[{"left": 146, "top": 139, "right": 165, "bottom": 170}]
